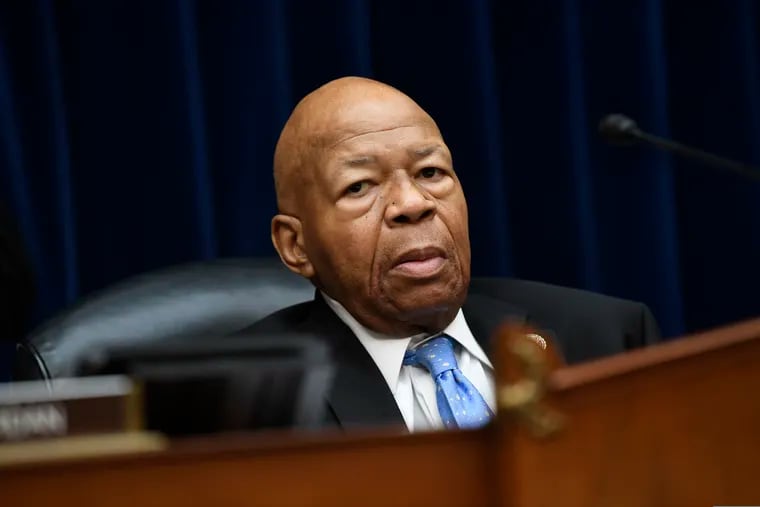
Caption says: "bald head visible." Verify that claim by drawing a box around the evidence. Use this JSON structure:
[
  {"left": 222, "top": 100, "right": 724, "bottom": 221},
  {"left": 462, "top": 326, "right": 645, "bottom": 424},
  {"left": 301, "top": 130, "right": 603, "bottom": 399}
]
[
  {"left": 273, "top": 77, "right": 440, "bottom": 215},
  {"left": 270, "top": 76, "right": 469, "bottom": 335}
]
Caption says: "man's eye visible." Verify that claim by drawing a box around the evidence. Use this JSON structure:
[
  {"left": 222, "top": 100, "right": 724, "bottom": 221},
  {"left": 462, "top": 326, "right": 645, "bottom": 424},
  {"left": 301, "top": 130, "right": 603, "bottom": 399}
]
[
  {"left": 420, "top": 167, "right": 441, "bottom": 178},
  {"left": 346, "top": 181, "right": 368, "bottom": 195}
]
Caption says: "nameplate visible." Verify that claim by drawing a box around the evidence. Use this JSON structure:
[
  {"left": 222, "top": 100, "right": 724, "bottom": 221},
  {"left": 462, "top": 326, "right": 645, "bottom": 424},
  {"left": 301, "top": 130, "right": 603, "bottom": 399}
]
[{"left": 0, "top": 376, "right": 141, "bottom": 442}]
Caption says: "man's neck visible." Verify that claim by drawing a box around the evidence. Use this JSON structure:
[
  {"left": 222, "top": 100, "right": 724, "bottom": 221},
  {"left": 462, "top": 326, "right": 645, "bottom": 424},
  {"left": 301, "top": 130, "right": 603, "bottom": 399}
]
[{"left": 319, "top": 291, "right": 458, "bottom": 336}]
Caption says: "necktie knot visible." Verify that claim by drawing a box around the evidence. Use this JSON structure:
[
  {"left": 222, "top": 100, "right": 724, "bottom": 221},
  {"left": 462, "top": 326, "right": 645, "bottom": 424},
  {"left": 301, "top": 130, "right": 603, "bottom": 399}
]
[{"left": 403, "top": 336, "right": 458, "bottom": 377}]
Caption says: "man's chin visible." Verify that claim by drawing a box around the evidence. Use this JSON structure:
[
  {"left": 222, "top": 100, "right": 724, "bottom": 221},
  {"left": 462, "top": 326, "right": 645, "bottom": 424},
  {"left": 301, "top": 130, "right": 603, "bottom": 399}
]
[{"left": 382, "top": 283, "right": 466, "bottom": 326}]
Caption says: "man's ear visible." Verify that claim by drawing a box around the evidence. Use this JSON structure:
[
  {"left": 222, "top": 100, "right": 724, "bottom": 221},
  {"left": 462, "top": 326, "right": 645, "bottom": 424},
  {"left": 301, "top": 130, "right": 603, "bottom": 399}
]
[{"left": 271, "top": 214, "right": 315, "bottom": 279}]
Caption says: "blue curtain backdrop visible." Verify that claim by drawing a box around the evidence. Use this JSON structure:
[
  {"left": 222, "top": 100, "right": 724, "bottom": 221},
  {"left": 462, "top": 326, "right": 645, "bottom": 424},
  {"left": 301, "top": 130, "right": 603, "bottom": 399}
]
[{"left": 1, "top": 0, "right": 759, "bottom": 361}]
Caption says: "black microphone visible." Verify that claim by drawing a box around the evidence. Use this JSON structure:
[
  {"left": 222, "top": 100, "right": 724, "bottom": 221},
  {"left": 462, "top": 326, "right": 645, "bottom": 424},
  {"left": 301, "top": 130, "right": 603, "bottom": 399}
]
[{"left": 599, "top": 114, "right": 760, "bottom": 182}]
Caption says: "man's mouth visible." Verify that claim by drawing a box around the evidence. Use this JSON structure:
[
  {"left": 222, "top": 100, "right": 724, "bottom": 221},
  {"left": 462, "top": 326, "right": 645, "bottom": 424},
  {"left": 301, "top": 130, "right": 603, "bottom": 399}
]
[{"left": 391, "top": 247, "right": 447, "bottom": 278}]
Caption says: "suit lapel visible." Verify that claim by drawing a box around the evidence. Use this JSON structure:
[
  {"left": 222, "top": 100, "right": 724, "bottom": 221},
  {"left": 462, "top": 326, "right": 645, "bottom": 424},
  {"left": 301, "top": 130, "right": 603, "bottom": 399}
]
[
  {"left": 462, "top": 293, "right": 528, "bottom": 355},
  {"left": 303, "top": 294, "right": 405, "bottom": 430}
]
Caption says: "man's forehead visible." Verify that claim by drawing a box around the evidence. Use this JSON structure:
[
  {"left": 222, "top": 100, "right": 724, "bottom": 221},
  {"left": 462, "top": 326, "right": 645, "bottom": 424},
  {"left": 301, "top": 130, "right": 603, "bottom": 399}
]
[{"left": 329, "top": 136, "right": 452, "bottom": 165}]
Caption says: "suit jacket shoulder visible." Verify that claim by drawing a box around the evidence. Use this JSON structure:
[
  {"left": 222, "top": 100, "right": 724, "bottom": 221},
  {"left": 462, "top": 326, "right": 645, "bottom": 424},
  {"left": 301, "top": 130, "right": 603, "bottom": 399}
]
[{"left": 468, "top": 278, "right": 661, "bottom": 363}]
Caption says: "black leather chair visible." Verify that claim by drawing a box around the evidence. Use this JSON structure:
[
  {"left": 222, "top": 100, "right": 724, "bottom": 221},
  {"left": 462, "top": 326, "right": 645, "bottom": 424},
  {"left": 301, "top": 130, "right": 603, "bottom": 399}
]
[{"left": 13, "top": 258, "right": 314, "bottom": 380}]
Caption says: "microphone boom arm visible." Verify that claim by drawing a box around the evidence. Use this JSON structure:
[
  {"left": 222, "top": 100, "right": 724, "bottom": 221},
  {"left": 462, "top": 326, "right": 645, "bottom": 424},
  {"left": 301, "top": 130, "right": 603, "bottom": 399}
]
[
  {"left": 633, "top": 129, "right": 760, "bottom": 182},
  {"left": 599, "top": 114, "right": 760, "bottom": 182}
]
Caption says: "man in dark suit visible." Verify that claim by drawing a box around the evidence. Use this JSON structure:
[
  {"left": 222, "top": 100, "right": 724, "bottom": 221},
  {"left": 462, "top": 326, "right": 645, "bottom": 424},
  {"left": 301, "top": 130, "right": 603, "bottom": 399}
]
[{"left": 245, "top": 76, "right": 659, "bottom": 432}]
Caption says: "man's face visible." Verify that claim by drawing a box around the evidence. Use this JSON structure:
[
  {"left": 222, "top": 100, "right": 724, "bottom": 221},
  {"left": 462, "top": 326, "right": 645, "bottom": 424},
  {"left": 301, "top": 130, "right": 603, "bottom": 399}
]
[{"left": 300, "top": 96, "right": 470, "bottom": 334}]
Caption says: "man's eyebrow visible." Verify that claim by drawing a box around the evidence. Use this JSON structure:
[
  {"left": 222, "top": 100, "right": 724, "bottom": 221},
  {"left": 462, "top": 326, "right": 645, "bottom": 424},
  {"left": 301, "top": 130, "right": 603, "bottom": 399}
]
[
  {"left": 340, "top": 145, "right": 447, "bottom": 166},
  {"left": 409, "top": 145, "right": 446, "bottom": 159},
  {"left": 343, "top": 155, "right": 377, "bottom": 166}
]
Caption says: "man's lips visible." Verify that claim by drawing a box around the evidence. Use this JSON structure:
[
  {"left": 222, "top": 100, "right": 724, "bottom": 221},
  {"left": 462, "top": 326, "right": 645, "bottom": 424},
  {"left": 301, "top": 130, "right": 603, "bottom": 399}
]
[{"left": 391, "top": 247, "right": 447, "bottom": 277}]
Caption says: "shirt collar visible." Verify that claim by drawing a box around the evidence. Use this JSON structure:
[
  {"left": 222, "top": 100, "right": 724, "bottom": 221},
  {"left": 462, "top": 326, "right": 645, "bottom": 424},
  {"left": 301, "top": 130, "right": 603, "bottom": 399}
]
[{"left": 321, "top": 292, "right": 492, "bottom": 394}]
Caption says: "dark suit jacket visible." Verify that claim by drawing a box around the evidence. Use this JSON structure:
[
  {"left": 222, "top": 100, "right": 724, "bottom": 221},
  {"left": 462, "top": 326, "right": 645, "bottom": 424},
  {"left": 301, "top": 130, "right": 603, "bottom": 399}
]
[{"left": 239, "top": 278, "right": 661, "bottom": 430}]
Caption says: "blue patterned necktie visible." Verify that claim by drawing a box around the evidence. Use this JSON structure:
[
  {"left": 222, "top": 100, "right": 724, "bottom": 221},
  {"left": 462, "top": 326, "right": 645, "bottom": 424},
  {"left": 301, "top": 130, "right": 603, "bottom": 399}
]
[{"left": 403, "top": 335, "right": 493, "bottom": 429}]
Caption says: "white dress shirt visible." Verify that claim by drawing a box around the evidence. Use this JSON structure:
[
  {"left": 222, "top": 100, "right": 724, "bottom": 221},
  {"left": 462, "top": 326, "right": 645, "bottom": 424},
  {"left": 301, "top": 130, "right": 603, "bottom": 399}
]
[{"left": 322, "top": 292, "right": 495, "bottom": 432}]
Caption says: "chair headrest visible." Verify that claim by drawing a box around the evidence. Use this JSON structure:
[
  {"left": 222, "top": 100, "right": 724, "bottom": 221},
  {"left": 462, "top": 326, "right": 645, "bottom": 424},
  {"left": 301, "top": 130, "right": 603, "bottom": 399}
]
[{"left": 17, "top": 258, "right": 314, "bottom": 379}]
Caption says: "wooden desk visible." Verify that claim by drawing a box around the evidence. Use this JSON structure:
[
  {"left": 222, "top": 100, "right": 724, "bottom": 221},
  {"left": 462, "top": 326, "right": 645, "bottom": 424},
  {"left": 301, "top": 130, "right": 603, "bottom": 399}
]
[
  {"left": 3, "top": 319, "right": 760, "bottom": 506},
  {"left": 1, "top": 428, "right": 493, "bottom": 507}
]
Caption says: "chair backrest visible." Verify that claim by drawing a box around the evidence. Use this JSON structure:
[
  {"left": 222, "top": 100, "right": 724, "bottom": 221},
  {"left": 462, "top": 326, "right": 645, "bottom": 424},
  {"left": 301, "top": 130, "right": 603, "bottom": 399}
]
[{"left": 14, "top": 258, "right": 314, "bottom": 380}]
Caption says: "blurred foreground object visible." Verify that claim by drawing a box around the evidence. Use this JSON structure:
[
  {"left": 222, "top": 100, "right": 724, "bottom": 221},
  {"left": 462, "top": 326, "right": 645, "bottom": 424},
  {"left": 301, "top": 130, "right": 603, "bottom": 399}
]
[
  {"left": 0, "top": 375, "right": 140, "bottom": 443},
  {"left": 76, "top": 334, "right": 334, "bottom": 436},
  {"left": 0, "top": 375, "right": 164, "bottom": 466}
]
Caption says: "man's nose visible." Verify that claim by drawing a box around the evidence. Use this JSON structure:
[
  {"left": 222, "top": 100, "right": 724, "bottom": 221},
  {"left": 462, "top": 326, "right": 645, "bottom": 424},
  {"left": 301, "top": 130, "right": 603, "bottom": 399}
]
[{"left": 385, "top": 177, "right": 436, "bottom": 226}]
